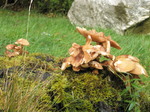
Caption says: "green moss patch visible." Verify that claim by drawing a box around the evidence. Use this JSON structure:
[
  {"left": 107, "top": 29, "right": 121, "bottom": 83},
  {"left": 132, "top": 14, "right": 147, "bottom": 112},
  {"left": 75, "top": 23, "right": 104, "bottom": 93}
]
[{"left": 0, "top": 53, "right": 149, "bottom": 111}]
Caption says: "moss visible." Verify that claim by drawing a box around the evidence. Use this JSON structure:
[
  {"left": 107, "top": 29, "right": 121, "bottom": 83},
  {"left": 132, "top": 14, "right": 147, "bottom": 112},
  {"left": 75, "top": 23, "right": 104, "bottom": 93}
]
[
  {"left": 0, "top": 53, "right": 149, "bottom": 111},
  {"left": 46, "top": 70, "right": 122, "bottom": 111}
]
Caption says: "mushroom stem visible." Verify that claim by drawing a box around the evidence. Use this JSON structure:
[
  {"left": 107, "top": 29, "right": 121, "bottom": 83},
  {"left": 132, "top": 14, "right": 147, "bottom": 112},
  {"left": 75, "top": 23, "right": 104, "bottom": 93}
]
[
  {"left": 86, "top": 35, "right": 92, "bottom": 45},
  {"left": 102, "top": 41, "right": 111, "bottom": 53}
]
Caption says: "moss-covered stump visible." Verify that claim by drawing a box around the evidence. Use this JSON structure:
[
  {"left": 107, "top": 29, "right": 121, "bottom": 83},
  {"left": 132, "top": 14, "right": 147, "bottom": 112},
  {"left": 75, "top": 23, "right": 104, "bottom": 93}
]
[{"left": 0, "top": 53, "right": 149, "bottom": 112}]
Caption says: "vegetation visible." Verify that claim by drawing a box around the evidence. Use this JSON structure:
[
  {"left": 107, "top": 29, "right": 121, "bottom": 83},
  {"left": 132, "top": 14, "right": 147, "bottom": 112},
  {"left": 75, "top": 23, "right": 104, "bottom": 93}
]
[
  {"left": 0, "top": 53, "right": 149, "bottom": 112},
  {"left": 0, "top": 0, "right": 74, "bottom": 14},
  {"left": 0, "top": 9, "right": 150, "bottom": 112}
]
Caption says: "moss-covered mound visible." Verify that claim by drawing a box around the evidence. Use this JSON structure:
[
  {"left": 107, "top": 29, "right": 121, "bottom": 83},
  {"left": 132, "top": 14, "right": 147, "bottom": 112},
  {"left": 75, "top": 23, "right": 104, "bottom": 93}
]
[{"left": 0, "top": 53, "right": 149, "bottom": 112}]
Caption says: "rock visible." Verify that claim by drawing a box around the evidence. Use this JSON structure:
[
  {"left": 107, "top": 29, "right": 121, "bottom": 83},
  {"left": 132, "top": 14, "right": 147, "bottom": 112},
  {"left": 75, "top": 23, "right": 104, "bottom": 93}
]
[
  {"left": 68, "top": 0, "right": 150, "bottom": 35},
  {"left": 94, "top": 102, "right": 112, "bottom": 112},
  {"left": 41, "top": 72, "right": 52, "bottom": 81}
]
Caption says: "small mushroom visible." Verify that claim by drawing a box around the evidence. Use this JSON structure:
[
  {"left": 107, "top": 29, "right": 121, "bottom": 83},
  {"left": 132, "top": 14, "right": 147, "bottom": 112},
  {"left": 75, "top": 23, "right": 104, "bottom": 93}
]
[
  {"left": 92, "top": 69, "right": 99, "bottom": 74},
  {"left": 14, "top": 38, "right": 29, "bottom": 55},
  {"left": 72, "top": 52, "right": 84, "bottom": 67},
  {"left": 5, "top": 38, "right": 29, "bottom": 57},
  {"left": 69, "top": 43, "right": 82, "bottom": 57},
  {"left": 82, "top": 40, "right": 104, "bottom": 63},
  {"left": 72, "top": 66, "right": 81, "bottom": 72},
  {"left": 5, "top": 50, "right": 19, "bottom": 57},
  {"left": 5, "top": 44, "right": 19, "bottom": 57},
  {"left": 89, "top": 61, "right": 103, "bottom": 69},
  {"left": 15, "top": 38, "right": 29, "bottom": 46},
  {"left": 6, "top": 44, "right": 16, "bottom": 50},
  {"left": 61, "top": 57, "right": 72, "bottom": 70}
]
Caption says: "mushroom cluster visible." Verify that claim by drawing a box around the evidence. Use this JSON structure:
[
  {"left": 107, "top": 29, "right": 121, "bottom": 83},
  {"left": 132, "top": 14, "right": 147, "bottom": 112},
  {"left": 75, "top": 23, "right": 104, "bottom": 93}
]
[
  {"left": 5, "top": 38, "right": 29, "bottom": 57},
  {"left": 102, "top": 55, "right": 148, "bottom": 84},
  {"left": 61, "top": 27, "right": 148, "bottom": 81},
  {"left": 61, "top": 27, "right": 120, "bottom": 72}
]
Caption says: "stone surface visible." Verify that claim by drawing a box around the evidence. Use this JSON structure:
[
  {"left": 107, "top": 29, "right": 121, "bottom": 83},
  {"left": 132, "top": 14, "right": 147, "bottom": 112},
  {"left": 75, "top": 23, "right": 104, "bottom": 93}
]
[{"left": 68, "top": 0, "right": 150, "bottom": 35}]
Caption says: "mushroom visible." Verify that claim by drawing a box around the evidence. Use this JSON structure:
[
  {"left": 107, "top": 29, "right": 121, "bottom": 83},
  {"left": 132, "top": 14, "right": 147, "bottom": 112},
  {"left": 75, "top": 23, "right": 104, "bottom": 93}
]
[
  {"left": 129, "top": 63, "right": 148, "bottom": 77},
  {"left": 82, "top": 35, "right": 99, "bottom": 63},
  {"left": 115, "top": 55, "right": 139, "bottom": 62},
  {"left": 82, "top": 35, "right": 112, "bottom": 63},
  {"left": 5, "top": 38, "right": 30, "bottom": 57},
  {"left": 5, "top": 44, "right": 20, "bottom": 57},
  {"left": 5, "top": 50, "right": 19, "bottom": 57},
  {"left": 69, "top": 43, "right": 82, "bottom": 57},
  {"left": 89, "top": 61, "right": 103, "bottom": 69},
  {"left": 61, "top": 35, "right": 114, "bottom": 72},
  {"left": 15, "top": 38, "right": 29, "bottom": 46},
  {"left": 76, "top": 27, "right": 106, "bottom": 42},
  {"left": 102, "top": 55, "right": 149, "bottom": 84},
  {"left": 61, "top": 57, "right": 72, "bottom": 70},
  {"left": 72, "top": 66, "right": 81, "bottom": 72},
  {"left": 76, "top": 27, "right": 121, "bottom": 50},
  {"left": 114, "top": 58, "right": 136, "bottom": 73},
  {"left": 102, "top": 40, "right": 111, "bottom": 53},
  {"left": 61, "top": 43, "right": 84, "bottom": 71},
  {"left": 6, "top": 44, "right": 16, "bottom": 50},
  {"left": 14, "top": 38, "right": 29, "bottom": 55},
  {"left": 110, "top": 55, "right": 148, "bottom": 76}
]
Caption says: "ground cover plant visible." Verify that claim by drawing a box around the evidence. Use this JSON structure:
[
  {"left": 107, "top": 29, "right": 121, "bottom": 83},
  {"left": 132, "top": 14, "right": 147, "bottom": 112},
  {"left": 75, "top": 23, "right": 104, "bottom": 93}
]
[{"left": 0, "top": 9, "right": 150, "bottom": 112}]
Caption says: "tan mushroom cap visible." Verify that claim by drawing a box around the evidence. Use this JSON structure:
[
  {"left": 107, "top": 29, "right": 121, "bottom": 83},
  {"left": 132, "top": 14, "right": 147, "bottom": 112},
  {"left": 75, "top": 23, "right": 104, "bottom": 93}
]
[
  {"left": 76, "top": 27, "right": 121, "bottom": 50},
  {"left": 82, "top": 45, "right": 103, "bottom": 63},
  {"left": 76, "top": 27, "right": 106, "bottom": 43},
  {"left": 89, "top": 61, "right": 103, "bottom": 69},
  {"left": 113, "top": 55, "right": 148, "bottom": 77},
  {"left": 105, "top": 36, "right": 121, "bottom": 50},
  {"left": 14, "top": 46, "right": 22, "bottom": 50},
  {"left": 115, "top": 55, "right": 139, "bottom": 62},
  {"left": 114, "top": 58, "right": 136, "bottom": 72},
  {"left": 69, "top": 43, "right": 82, "bottom": 57},
  {"left": 61, "top": 57, "right": 72, "bottom": 70},
  {"left": 6, "top": 44, "right": 16, "bottom": 50},
  {"left": 5, "top": 51, "right": 20, "bottom": 57},
  {"left": 72, "top": 52, "right": 84, "bottom": 67},
  {"left": 129, "top": 63, "right": 148, "bottom": 77},
  {"left": 15, "top": 38, "right": 29, "bottom": 46},
  {"left": 72, "top": 66, "right": 81, "bottom": 71}
]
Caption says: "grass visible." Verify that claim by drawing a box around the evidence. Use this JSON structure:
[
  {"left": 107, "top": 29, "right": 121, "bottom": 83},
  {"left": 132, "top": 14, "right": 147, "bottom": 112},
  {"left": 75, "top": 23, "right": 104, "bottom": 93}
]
[
  {"left": 0, "top": 9, "right": 149, "bottom": 73},
  {"left": 0, "top": 9, "right": 150, "bottom": 111}
]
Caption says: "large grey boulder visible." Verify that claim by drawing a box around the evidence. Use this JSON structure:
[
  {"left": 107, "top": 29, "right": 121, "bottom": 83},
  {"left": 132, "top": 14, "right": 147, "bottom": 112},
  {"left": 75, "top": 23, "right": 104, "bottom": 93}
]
[{"left": 68, "top": 0, "right": 150, "bottom": 35}]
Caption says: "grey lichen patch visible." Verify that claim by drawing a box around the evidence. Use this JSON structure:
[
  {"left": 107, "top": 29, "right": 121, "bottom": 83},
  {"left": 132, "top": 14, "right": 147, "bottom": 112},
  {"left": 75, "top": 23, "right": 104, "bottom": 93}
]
[
  {"left": 125, "top": 18, "right": 150, "bottom": 35},
  {"left": 114, "top": 2, "right": 128, "bottom": 24}
]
